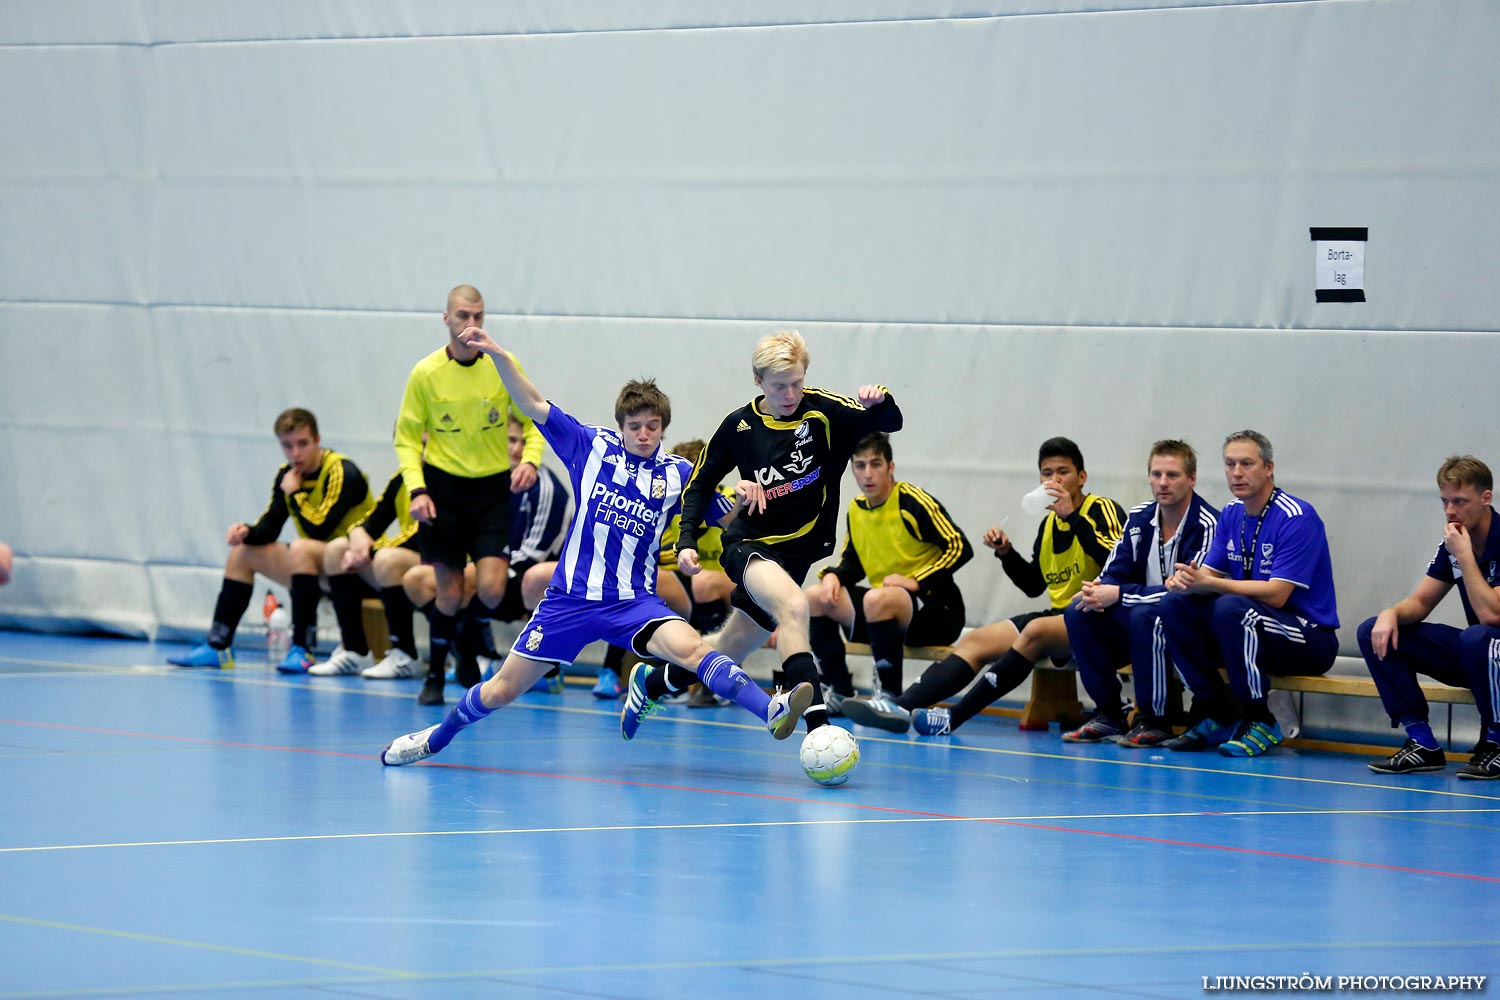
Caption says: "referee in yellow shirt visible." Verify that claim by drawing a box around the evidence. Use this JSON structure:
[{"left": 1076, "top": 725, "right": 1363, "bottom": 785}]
[{"left": 394, "top": 284, "right": 545, "bottom": 705}]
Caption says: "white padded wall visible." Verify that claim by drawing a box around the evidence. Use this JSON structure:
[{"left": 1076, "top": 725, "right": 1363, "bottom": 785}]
[{"left": 1, "top": 1, "right": 1497, "bottom": 640}]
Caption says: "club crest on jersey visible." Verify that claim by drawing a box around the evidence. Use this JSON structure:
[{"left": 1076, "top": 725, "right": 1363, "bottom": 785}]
[
  {"left": 526, "top": 626, "right": 544, "bottom": 652},
  {"left": 487, "top": 406, "right": 500, "bottom": 425},
  {"left": 652, "top": 477, "right": 666, "bottom": 499},
  {"left": 795, "top": 421, "right": 812, "bottom": 444}
]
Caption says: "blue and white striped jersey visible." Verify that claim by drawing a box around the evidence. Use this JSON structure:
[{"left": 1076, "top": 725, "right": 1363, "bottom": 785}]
[{"left": 536, "top": 402, "right": 695, "bottom": 602}]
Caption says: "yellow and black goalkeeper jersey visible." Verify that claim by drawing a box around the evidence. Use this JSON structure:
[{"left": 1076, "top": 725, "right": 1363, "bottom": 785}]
[
  {"left": 660, "top": 484, "right": 736, "bottom": 573},
  {"left": 998, "top": 493, "right": 1126, "bottom": 609},
  {"left": 824, "top": 482, "right": 973, "bottom": 600},
  {"left": 357, "top": 472, "right": 418, "bottom": 551},
  {"left": 242, "top": 449, "right": 375, "bottom": 545},
  {"left": 394, "top": 345, "right": 545, "bottom": 493},
  {"left": 677, "top": 388, "right": 903, "bottom": 562}
]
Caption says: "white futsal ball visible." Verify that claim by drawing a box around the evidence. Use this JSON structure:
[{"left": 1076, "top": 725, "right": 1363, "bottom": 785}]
[{"left": 800, "top": 725, "right": 860, "bottom": 787}]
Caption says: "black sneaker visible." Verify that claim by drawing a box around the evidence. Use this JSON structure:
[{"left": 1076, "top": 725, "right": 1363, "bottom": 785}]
[
  {"left": 1161, "top": 717, "right": 1234, "bottom": 752},
  {"left": 1457, "top": 739, "right": 1500, "bottom": 780},
  {"left": 418, "top": 673, "right": 446, "bottom": 706},
  {"left": 1368, "top": 738, "right": 1446, "bottom": 774}
]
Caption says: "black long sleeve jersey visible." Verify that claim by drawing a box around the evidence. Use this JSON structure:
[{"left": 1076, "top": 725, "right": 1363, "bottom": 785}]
[{"left": 677, "top": 388, "right": 902, "bottom": 565}]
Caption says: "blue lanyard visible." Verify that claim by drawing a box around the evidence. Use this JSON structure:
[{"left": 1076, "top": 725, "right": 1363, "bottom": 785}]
[{"left": 1239, "top": 488, "right": 1280, "bottom": 580}]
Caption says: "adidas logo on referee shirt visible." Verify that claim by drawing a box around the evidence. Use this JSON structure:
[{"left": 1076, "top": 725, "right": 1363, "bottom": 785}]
[{"left": 736, "top": 420, "right": 751, "bottom": 431}]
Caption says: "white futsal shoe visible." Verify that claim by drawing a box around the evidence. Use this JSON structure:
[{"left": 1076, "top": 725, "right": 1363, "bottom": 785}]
[
  {"left": 381, "top": 724, "right": 440, "bottom": 766},
  {"left": 308, "top": 646, "right": 374, "bottom": 676},
  {"left": 766, "top": 682, "right": 816, "bottom": 740},
  {"left": 361, "top": 648, "right": 419, "bottom": 679}
]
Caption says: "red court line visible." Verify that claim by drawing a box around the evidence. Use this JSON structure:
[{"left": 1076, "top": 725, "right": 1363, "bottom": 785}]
[{"left": 6, "top": 717, "right": 1496, "bottom": 884}]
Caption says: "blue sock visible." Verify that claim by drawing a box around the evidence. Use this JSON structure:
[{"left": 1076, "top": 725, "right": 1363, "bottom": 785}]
[
  {"left": 1486, "top": 723, "right": 1500, "bottom": 745},
  {"left": 697, "top": 651, "right": 770, "bottom": 719},
  {"left": 1403, "top": 721, "right": 1438, "bottom": 750},
  {"left": 428, "top": 684, "right": 494, "bottom": 752}
]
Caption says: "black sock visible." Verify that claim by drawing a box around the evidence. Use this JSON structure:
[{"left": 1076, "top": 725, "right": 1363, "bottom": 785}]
[
  {"left": 867, "top": 618, "right": 906, "bottom": 695},
  {"left": 328, "top": 574, "right": 370, "bottom": 655},
  {"left": 290, "top": 573, "right": 322, "bottom": 651},
  {"left": 380, "top": 585, "right": 417, "bottom": 658},
  {"left": 778, "top": 651, "right": 825, "bottom": 731},
  {"left": 896, "top": 654, "right": 976, "bottom": 710},
  {"left": 206, "top": 579, "right": 254, "bottom": 649},
  {"left": 949, "top": 650, "right": 1036, "bottom": 729},
  {"left": 1245, "top": 699, "right": 1274, "bottom": 726},
  {"left": 457, "top": 614, "right": 494, "bottom": 658},
  {"left": 809, "top": 615, "right": 854, "bottom": 696},
  {"left": 426, "top": 607, "right": 457, "bottom": 679},
  {"left": 603, "top": 645, "right": 627, "bottom": 674}
]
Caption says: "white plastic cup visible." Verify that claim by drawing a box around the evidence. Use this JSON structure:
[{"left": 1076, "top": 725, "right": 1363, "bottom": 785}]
[{"left": 1021, "top": 484, "right": 1060, "bottom": 515}]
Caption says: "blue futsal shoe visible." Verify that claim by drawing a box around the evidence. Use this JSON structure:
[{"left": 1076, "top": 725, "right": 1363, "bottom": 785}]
[
  {"left": 620, "top": 664, "right": 662, "bottom": 741},
  {"left": 1218, "top": 720, "right": 1284, "bottom": 758},
  {"left": 528, "top": 668, "right": 565, "bottom": 694},
  {"left": 593, "top": 667, "right": 623, "bottom": 699},
  {"left": 276, "top": 645, "right": 315, "bottom": 674},
  {"left": 168, "top": 642, "right": 234, "bottom": 669}
]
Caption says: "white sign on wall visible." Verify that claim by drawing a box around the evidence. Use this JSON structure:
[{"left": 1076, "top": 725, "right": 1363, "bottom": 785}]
[{"left": 1310, "top": 227, "right": 1367, "bottom": 302}]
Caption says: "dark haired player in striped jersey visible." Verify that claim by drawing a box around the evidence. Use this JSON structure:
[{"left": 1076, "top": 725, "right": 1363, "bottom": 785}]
[
  {"left": 380, "top": 327, "right": 813, "bottom": 766},
  {"left": 806, "top": 432, "right": 972, "bottom": 708},
  {"left": 649, "top": 329, "right": 903, "bottom": 736},
  {"left": 845, "top": 436, "right": 1125, "bottom": 736},
  {"left": 1158, "top": 430, "right": 1340, "bottom": 757},
  {"left": 1061, "top": 439, "right": 1219, "bottom": 747}
]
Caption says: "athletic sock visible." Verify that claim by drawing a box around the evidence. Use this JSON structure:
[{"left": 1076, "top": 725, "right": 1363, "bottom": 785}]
[
  {"left": 949, "top": 649, "right": 1036, "bottom": 729},
  {"left": 866, "top": 618, "right": 906, "bottom": 695},
  {"left": 1485, "top": 723, "right": 1500, "bottom": 745},
  {"left": 427, "top": 684, "right": 494, "bottom": 753},
  {"left": 696, "top": 651, "right": 771, "bottom": 718},
  {"left": 380, "top": 585, "right": 418, "bottom": 658},
  {"left": 895, "top": 654, "right": 975, "bottom": 710},
  {"left": 645, "top": 663, "right": 697, "bottom": 700},
  {"left": 1403, "top": 721, "right": 1439, "bottom": 750},
  {"left": 328, "top": 574, "right": 370, "bottom": 655},
  {"left": 809, "top": 615, "right": 854, "bottom": 696},
  {"left": 778, "top": 651, "right": 824, "bottom": 731},
  {"left": 290, "top": 573, "right": 322, "bottom": 651},
  {"left": 206, "top": 578, "right": 254, "bottom": 649},
  {"left": 426, "top": 607, "right": 458, "bottom": 679}
]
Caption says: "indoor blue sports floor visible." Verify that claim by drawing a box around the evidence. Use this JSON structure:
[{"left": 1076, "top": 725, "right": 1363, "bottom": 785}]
[{"left": 1, "top": 630, "right": 1496, "bottom": 999}]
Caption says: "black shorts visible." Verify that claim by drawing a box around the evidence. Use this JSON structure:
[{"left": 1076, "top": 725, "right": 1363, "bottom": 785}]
[
  {"left": 418, "top": 464, "right": 512, "bottom": 571},
  {"left": 721, "top": 539, "right": 818, "bottom": 633},
  {"left": 491, "top": 560, "right": 540, "bottom": 623},
  {"left": 1009, "top": 607, "right": 1072, "bottom": 667},
  {"left": 842, "top": 585, "right": 966, "bottom": 648}
]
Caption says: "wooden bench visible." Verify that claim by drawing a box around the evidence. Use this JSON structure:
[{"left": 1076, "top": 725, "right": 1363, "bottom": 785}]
[
  {"left": 362, "top": 598, "right": 391, "bottom": 661},
  {"left": 842, "top": 643, "right": 1479, "bottom": 751}
]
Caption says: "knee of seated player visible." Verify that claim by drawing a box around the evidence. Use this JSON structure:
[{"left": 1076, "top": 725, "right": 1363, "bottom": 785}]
[
  {"left": 692, "top": 571, "right": 733, "bottom": 605},
  {"left": 862, "top": 585, "right": 912, "bottom": 622},
  {"left": 954, "top": 620, "right": 1016, "bottom": 669},
  {"left": 371, "top": 548, "right": 416, "bottom": 588},
  {"left": 286, "top": 537, "right": 324, "bottom": 572},
  {"left": 1015, "top": 615, "right": 1070, "bottom": 659},
  {"left": 402, "top": 564, "right": 436, "bottom": 605},
  {"left": 321, "top": 537, "right": 349, "bottom": 576},
  {"left": 1209, "top": 592, "right": 1258, "bottom": 627},
  {"left": 521, "top": 562, "right": 555, "bottom": 609}
]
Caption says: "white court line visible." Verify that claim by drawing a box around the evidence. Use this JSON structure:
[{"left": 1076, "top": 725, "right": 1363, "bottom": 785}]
[
  {"left": 4, "top": 807, "right": 1499, "bottom": 854},
  {"left": 5, "top": 653, "right": 1500, "bottom": 801}
]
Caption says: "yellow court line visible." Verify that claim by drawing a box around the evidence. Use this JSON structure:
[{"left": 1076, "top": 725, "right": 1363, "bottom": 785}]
[
  {"left": 0, "top": 913, "right": 419, "bottom": 978},
  {"left": 4, "top": 806, "right": 1499, "bottom": 854}
]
